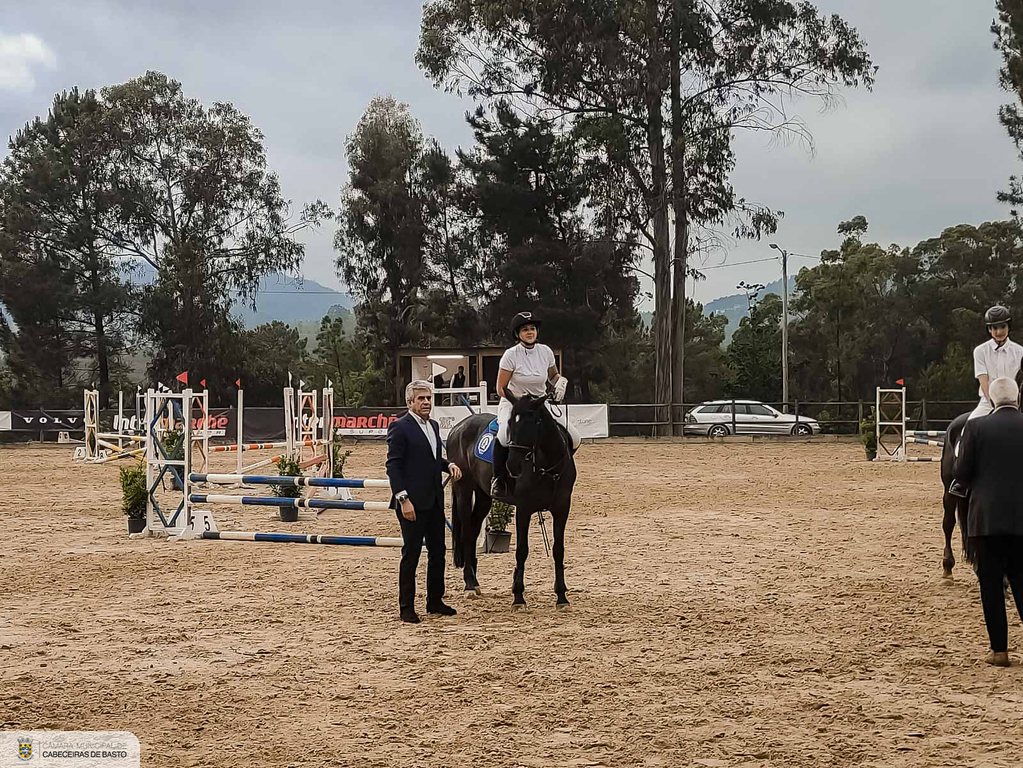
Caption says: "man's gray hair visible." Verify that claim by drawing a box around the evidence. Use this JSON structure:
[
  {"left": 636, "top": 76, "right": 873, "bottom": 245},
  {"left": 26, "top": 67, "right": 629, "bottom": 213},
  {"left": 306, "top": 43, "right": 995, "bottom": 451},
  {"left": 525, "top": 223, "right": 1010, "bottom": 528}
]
[
  {"left": 990, "top": 376, "right": 1020, "bottom": 408},
  {"left": 405, "top": 379, "right": 434, "bottom": 404}
]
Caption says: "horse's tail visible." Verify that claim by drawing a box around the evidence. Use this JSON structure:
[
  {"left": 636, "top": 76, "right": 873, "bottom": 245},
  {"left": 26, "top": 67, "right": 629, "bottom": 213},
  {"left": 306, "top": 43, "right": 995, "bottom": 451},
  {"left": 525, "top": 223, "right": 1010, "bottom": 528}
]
[{"left": 451, "top": 480, "right": 464, "bottom": 569}]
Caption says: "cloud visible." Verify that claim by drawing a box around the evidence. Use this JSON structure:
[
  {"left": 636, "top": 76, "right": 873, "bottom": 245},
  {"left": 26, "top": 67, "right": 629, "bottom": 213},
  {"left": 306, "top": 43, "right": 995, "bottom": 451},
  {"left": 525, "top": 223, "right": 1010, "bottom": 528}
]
[{"left": 0, "top": 31, "right": 56, "bottom": 92}]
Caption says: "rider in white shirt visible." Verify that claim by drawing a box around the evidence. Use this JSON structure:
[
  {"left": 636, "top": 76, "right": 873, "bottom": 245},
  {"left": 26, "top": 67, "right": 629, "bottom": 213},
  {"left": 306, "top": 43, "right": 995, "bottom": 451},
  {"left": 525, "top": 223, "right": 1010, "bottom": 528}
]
[
  {"left": 950, "top": 305, "right": 1023, "bottom": 497},
  {"left": 491, "top": 311, "right": 577, "bottom": 499}
]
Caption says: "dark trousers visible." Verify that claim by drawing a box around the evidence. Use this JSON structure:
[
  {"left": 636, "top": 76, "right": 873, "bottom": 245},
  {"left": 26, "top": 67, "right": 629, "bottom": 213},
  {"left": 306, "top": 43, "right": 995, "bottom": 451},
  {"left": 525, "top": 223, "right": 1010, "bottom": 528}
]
[
  {"left": 973, "top": 535, "right": 1023, "bottom": 652},
  {"left": 396, "top": 502, "right": 446, "bottom": 612}
]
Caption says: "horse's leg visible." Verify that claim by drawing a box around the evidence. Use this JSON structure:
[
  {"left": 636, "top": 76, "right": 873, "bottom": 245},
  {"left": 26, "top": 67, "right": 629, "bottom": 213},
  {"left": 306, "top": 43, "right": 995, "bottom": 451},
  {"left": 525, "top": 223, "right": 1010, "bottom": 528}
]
[
  {"left": 463, "top": 491, "right": 490, "bottom": 595},
  {"left": 552, "top": 505, "right": 570, "bottom": 607},
  {"left": 941, "top": 487, "right": 957, "bottom": 578},
  {"left": 512, "top": 506, "right": 531, "bottom": 608},
  {"left": 451, "top": 480, "right": 465, "bottom": 569}
]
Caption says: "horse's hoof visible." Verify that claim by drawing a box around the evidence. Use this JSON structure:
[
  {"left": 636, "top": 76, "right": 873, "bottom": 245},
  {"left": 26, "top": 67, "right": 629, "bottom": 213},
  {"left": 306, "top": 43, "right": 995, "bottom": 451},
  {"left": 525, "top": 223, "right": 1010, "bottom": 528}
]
[
  {"left": 941, "top": 570, "right": 953, "bottom": 581},
  {"left": 464, "top": 587, "right": 482, "bottom": 598},
  {"left": 556, "top": 602, "right": 570, "bottom": 611},
  {"left": 512, "top": 602, "right": 526, "bottom": 611}
]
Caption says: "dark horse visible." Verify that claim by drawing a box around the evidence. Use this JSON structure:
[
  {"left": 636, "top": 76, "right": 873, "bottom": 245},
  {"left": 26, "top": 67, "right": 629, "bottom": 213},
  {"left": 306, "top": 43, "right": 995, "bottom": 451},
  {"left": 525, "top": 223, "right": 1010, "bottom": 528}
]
[
  {"left": 446, "top": 392, "right": 577, "bottom": 608},
  {"left": 940, "top": 363, "right": 1023, "bottom": 577}
]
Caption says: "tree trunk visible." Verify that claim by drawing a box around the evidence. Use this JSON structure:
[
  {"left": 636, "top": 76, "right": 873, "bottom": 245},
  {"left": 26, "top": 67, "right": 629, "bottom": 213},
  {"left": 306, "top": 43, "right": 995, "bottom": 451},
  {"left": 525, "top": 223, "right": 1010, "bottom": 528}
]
[
  {"left": 669, "top": 0, "right": 688, "bottom": 435},
  {"left": 646, "top": 0, "right": 672, "bottom": 435}
]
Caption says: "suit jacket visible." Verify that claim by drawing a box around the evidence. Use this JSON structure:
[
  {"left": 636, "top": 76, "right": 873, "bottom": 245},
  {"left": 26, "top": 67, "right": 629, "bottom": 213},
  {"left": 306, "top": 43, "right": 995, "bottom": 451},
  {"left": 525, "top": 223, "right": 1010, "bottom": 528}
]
[
  {"left": 955, "top": 406, "right": 1023, "bottom": 537},
  {"left": 386, "top": 412, "right": 449, "bottom": 511}
]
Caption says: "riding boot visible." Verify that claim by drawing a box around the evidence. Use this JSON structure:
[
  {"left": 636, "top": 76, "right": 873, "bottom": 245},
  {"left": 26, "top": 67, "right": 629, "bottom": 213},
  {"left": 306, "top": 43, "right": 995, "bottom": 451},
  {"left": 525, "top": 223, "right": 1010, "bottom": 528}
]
[
  {"left": 491, "top": 441, "right": 511, "bottom": 499},
  {"left": 949, "top": 480, "right": 969, "bottom": 499}
]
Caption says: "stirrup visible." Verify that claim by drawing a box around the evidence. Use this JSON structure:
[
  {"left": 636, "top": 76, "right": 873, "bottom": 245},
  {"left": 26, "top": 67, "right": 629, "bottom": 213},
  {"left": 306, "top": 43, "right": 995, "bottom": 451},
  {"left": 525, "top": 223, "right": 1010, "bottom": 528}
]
[
  {"left": 490, "top": 477, "right": 510, "bottom": 500},
  {"left": 949, "top": 481, "right": 968, "bottom": 499}
]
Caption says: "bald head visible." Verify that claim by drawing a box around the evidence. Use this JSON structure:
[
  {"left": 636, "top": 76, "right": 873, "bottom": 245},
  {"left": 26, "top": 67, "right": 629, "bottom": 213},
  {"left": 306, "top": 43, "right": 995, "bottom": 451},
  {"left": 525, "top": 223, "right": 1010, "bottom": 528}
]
[{"left": 989, "top": 377, "right": 1020, "bottom": 409}]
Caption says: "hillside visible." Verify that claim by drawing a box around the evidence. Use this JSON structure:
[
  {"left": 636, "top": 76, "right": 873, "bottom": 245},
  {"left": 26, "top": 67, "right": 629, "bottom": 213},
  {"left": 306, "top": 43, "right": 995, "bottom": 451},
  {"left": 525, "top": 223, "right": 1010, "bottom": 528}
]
[{"left": 640, "top": 276, "right": 797, "bottom": 345}]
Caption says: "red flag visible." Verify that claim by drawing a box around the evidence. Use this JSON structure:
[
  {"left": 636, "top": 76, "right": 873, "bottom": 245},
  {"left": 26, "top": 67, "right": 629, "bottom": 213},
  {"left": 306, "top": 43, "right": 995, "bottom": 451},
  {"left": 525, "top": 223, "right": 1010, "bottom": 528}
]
[
  {"left": 235, "top": 378, "right": 241, "bottom": 388},
  {"left": 176, "top": 371, "right": 188, "bottom": 385},
  {"left": 200, "top": 379, "right": 207, "bottom": 388},
  {"left": 895, "top": 378, "right": 905, "bottom": 386}
]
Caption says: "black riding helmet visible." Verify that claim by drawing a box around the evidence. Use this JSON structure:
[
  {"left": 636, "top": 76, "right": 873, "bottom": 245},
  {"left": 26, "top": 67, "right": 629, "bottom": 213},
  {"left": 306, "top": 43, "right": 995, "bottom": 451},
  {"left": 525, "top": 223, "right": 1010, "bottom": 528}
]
[
  {"left": 510, "top": 311, "right": 542, "bottom": 340},
  {"left": 985, "top": 305, "right": 1012, "bottom": 328}
]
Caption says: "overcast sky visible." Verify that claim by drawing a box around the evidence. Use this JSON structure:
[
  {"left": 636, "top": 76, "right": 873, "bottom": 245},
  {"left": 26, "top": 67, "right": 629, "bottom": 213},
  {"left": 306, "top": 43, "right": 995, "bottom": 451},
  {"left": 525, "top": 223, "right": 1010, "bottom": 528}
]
[{"left": 1, "top": 0, "right": 1017, "bottom": 307}]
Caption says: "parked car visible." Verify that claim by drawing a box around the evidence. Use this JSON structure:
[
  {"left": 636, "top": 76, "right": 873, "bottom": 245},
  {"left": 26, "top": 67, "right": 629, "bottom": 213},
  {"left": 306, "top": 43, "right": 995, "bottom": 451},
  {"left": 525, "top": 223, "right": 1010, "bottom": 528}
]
[{"left": 684, "top": 400, "right": 820, "bottom": 437}]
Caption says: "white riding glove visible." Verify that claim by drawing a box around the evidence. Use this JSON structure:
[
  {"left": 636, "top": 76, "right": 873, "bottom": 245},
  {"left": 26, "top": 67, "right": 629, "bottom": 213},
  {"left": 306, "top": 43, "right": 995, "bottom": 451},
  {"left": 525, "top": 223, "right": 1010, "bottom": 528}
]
[{"left": 553, "top": 377, "right": 568, "bottom": 402}]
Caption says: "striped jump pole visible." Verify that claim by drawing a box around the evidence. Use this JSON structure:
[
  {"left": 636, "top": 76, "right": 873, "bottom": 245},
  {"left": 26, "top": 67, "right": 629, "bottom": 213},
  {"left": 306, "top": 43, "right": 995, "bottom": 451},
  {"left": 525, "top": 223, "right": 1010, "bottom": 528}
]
[
  {"left": 190, "top": 473, "right": 390, "bottom": 489},
  {"left": 907, "top": 437, "right": 944, "bottom": 448},
  {"left": 212, "top": 440, "right": 319, "bottom": 453},
  {"left": 199, "top": 531, "right": 402, "bottom": 547},
  {"left": 907, "top": 457, "right": 938, "bottom": 462},
  {"left": 907, "top": 430, "right": 945, "bottom": 438},
  {"left": 189, "top": 494, "right": 391, "bottom": 512}
]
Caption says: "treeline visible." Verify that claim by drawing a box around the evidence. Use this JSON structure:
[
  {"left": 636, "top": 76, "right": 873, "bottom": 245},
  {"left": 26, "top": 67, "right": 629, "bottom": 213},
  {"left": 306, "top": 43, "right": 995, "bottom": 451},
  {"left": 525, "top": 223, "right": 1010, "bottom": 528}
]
[{"left": 5, "top": 0, "right": 1023, "bottom": 414}]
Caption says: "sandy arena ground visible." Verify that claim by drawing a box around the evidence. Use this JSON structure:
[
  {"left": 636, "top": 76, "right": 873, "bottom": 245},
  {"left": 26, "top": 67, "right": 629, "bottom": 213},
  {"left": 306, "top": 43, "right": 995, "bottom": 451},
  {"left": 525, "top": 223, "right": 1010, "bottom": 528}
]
[{"left": 1, "top": 439, "right": 1022, "bottom": 767}]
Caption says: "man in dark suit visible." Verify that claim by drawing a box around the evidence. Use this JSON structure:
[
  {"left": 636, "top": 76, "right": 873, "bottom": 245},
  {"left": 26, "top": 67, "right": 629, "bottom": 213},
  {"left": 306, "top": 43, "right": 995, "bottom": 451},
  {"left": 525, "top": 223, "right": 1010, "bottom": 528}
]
[
  {"left": 954, "top": 376, "right": 1023, "bottom": 667},
  {"left": 386, "top": 380, "right": 462, "bottom": 623}
]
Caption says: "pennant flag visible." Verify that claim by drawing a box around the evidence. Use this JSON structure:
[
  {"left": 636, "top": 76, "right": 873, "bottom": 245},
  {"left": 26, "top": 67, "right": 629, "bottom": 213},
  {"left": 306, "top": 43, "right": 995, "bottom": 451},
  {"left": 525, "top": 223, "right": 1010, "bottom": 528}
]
[
  {"left": 299, "top": 380, "right": 306, "bottom": 388},
  {"left": 895, "top": 378, "right": 905, "bottom": 386},
  {"left": 200, "top": 379, "right": 207, "bottom": 388},
  {"left": 176, "top": 371, "right": 188, "bottom": 385},
  {"left": 235, "top": 378, "right": 241, "bottom": 388}
]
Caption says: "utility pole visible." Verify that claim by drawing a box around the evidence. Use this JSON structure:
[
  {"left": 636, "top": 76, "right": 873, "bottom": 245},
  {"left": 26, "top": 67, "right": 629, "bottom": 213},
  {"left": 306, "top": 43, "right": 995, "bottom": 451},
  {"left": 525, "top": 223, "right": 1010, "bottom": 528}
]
[{"left": 770, "top": 243, "right": 789, "bottom": 409}]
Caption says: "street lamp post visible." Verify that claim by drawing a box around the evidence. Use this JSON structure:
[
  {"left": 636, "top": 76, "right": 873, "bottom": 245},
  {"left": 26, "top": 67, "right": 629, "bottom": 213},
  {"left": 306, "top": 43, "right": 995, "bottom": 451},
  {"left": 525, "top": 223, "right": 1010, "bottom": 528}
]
[{"left": 770, "top": 243, "right": 789, "bottom": 410}]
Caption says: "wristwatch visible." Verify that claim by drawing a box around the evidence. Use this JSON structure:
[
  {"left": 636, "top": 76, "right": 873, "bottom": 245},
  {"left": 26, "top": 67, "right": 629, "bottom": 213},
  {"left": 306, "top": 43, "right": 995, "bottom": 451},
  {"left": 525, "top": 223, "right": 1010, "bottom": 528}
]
[{"left": 396, "top": 491, "right": 410, "bottom": 504}]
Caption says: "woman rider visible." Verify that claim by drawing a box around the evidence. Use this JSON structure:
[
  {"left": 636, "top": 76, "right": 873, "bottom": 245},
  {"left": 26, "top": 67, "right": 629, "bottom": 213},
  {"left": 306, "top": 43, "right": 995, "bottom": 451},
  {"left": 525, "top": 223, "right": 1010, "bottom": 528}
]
[{"left": 491, "top": 311, "right": 579, "bottom": 498}]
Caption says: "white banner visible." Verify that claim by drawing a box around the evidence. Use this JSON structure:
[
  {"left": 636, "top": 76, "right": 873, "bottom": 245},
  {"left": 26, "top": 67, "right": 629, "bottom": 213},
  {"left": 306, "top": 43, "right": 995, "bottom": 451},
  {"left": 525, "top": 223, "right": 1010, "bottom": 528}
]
[
  {"left": 0, "top": 412, "right": 10, "bottom": 431},
  {"left": 432, "top": 403, "right": 609, "bottom": 439}
]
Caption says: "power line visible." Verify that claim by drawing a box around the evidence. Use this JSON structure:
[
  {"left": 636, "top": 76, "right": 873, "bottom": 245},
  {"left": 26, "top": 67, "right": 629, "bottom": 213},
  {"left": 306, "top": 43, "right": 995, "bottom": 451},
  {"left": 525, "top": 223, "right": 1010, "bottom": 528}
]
[{"left": 696, "top": 257, "right": 778, "bottom": 270}]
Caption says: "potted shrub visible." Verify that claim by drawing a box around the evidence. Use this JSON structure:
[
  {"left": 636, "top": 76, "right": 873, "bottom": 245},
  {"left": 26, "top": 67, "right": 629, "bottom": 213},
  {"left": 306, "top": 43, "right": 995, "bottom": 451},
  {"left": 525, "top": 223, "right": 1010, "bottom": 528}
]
[
  {"left": 272, "top": 455, "right": 303, "bottom": 522},
  {"left": 120, "top": 460, "right": 148, "bottom": 534},
  {"left": 860, "top": 415, "right": 877, "bottom": 461},
  {"left": 162, "top": 427, "right": 185, "bottom": 490},
  {"left": 484, "top": 500, "right": 514, "bottom": 553}
]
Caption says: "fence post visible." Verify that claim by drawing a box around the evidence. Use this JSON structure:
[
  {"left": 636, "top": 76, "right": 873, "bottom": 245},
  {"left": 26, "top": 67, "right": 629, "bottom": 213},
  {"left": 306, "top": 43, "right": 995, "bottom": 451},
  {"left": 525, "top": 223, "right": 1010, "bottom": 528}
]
[
  {"left": 858, "top": 400, "right": 863, "bottom": 432},
  {"left": 731, "top": 399, "right": 736, "bottom": 435},
  {"left": 795, "top": 401, "right": 800, "bottom": 427},
  {"left": 921, "top": 398, "right": 928, "bottom": 431}
]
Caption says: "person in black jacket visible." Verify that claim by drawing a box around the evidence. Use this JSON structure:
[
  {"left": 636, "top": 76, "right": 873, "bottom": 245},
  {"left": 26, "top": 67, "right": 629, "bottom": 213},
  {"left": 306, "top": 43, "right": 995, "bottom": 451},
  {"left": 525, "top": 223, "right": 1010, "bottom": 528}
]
[
  {"left": 387, "top": 380, "right": 462, "bottom": 623},
  {"left": 954, "top": 376, "right": 1023, "bottom": 667}
]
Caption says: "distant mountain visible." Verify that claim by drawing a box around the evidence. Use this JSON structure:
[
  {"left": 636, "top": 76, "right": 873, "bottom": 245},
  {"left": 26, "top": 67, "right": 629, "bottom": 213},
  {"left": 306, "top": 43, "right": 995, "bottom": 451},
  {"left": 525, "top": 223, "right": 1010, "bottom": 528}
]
[
  {"left": 638, "top": 276, "right": 796, "bottom": 345},
  {"left": 703, "top": 276, "right": 795, "bottom": 344},
  {"left": 233, "top": 275, "right": 352, "bottom": 328},
  {"left": 126, "top": 263, "right": 352, "bottom": 328}
]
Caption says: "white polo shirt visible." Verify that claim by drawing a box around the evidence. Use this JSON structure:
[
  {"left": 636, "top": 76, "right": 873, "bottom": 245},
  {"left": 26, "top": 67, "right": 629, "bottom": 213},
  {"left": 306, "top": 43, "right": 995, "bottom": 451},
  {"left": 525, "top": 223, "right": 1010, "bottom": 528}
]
[
  {"left": 499, "top": 342, "right": 556, "bottom": 399},
  {"left": 973, "top": 338, "right": 1023, "bottom": 398}
]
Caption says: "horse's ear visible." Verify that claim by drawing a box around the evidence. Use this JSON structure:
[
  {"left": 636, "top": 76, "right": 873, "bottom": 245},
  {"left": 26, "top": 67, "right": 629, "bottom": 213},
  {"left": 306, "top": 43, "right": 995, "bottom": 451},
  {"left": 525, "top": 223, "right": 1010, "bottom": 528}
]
[{"left": 505, "top": 390, "right": 519, "bottom": 405}]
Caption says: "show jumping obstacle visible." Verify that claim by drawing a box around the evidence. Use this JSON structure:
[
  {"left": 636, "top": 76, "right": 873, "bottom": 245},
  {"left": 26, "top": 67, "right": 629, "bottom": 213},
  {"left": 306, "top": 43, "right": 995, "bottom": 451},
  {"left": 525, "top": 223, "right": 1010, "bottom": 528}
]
[
  {"left": 874, "top": 387, "right": 944, "bottom": 462},
  {"left": 75, "top": 389, "right": 148, "bottom": 464},
  {"left": 138, "top": 388, "right": 397, "bottom": 547}
]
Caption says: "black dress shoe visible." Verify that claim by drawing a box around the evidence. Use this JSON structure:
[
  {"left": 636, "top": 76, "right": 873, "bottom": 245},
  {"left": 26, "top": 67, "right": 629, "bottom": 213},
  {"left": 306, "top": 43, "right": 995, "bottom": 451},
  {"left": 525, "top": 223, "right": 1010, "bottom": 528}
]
[
  {"left": 426, "top": 601, "right": 457, "bottom": 616},
  {"left": 400, "top": 610, "right": 421, "bottom": 623}
]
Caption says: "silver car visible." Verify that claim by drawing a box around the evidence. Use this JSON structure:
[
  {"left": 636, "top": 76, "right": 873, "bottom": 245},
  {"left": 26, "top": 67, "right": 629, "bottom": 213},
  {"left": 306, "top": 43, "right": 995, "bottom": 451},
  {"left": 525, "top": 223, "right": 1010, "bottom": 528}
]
[{"left": 684, "top": 400, "right": 820, "bottom": 437}]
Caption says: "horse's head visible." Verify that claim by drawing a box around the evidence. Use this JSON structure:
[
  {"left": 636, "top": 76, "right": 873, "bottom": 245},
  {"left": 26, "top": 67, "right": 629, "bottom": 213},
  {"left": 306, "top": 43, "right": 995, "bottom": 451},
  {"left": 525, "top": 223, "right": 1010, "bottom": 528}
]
[{"left": 505, "top": 390, "right": 549, "bottom": 448}]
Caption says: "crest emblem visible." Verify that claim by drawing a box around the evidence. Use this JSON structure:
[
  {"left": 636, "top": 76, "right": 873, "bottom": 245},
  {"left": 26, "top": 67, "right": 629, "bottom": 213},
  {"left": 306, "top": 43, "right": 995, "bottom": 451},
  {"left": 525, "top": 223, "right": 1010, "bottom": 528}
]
[{"left": 18, "top": 737, "right": 33, "bottom": 760}]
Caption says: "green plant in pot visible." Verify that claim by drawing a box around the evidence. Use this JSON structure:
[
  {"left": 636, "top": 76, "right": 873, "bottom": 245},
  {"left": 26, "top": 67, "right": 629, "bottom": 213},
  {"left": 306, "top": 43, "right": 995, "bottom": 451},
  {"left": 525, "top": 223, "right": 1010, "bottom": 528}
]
[
  {"left": 162, "top": 427, "right": 185, "bottom": 490},
  {"left": 120, "top": 460, "right": 148, "bottom": 534},
  {"left": 860, "top": 414, "right": 877, "bottom": 461},
  {"left": 485, "top": 500, "right": 514, "bottom": 553},
  {"left": 273, "top": 455, "right": 303, "bottom": 522}
]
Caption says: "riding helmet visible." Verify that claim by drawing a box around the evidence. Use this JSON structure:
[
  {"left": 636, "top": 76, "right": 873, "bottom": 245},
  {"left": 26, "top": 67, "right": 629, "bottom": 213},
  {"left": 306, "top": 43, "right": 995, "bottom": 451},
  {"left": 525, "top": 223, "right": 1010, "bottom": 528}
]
[
  {"left": 510, "top": 311, "right": 542, "bottom": 340},
  {"left": 985, "top": 305, "right": 1012, "bottom": 328}
]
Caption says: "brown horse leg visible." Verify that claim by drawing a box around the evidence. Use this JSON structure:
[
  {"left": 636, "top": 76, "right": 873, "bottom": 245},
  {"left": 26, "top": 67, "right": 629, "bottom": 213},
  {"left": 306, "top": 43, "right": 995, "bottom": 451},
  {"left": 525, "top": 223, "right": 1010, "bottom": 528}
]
[{"left": 941, "top": 489, "right": 957, "bottom": 578}]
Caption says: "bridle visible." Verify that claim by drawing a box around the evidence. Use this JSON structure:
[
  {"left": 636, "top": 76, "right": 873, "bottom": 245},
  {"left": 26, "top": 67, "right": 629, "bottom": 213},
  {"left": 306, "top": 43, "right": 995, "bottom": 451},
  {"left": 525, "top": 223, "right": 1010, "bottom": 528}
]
[{"left": 507, "top": 398, "right": 571, "bottom": 483}]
